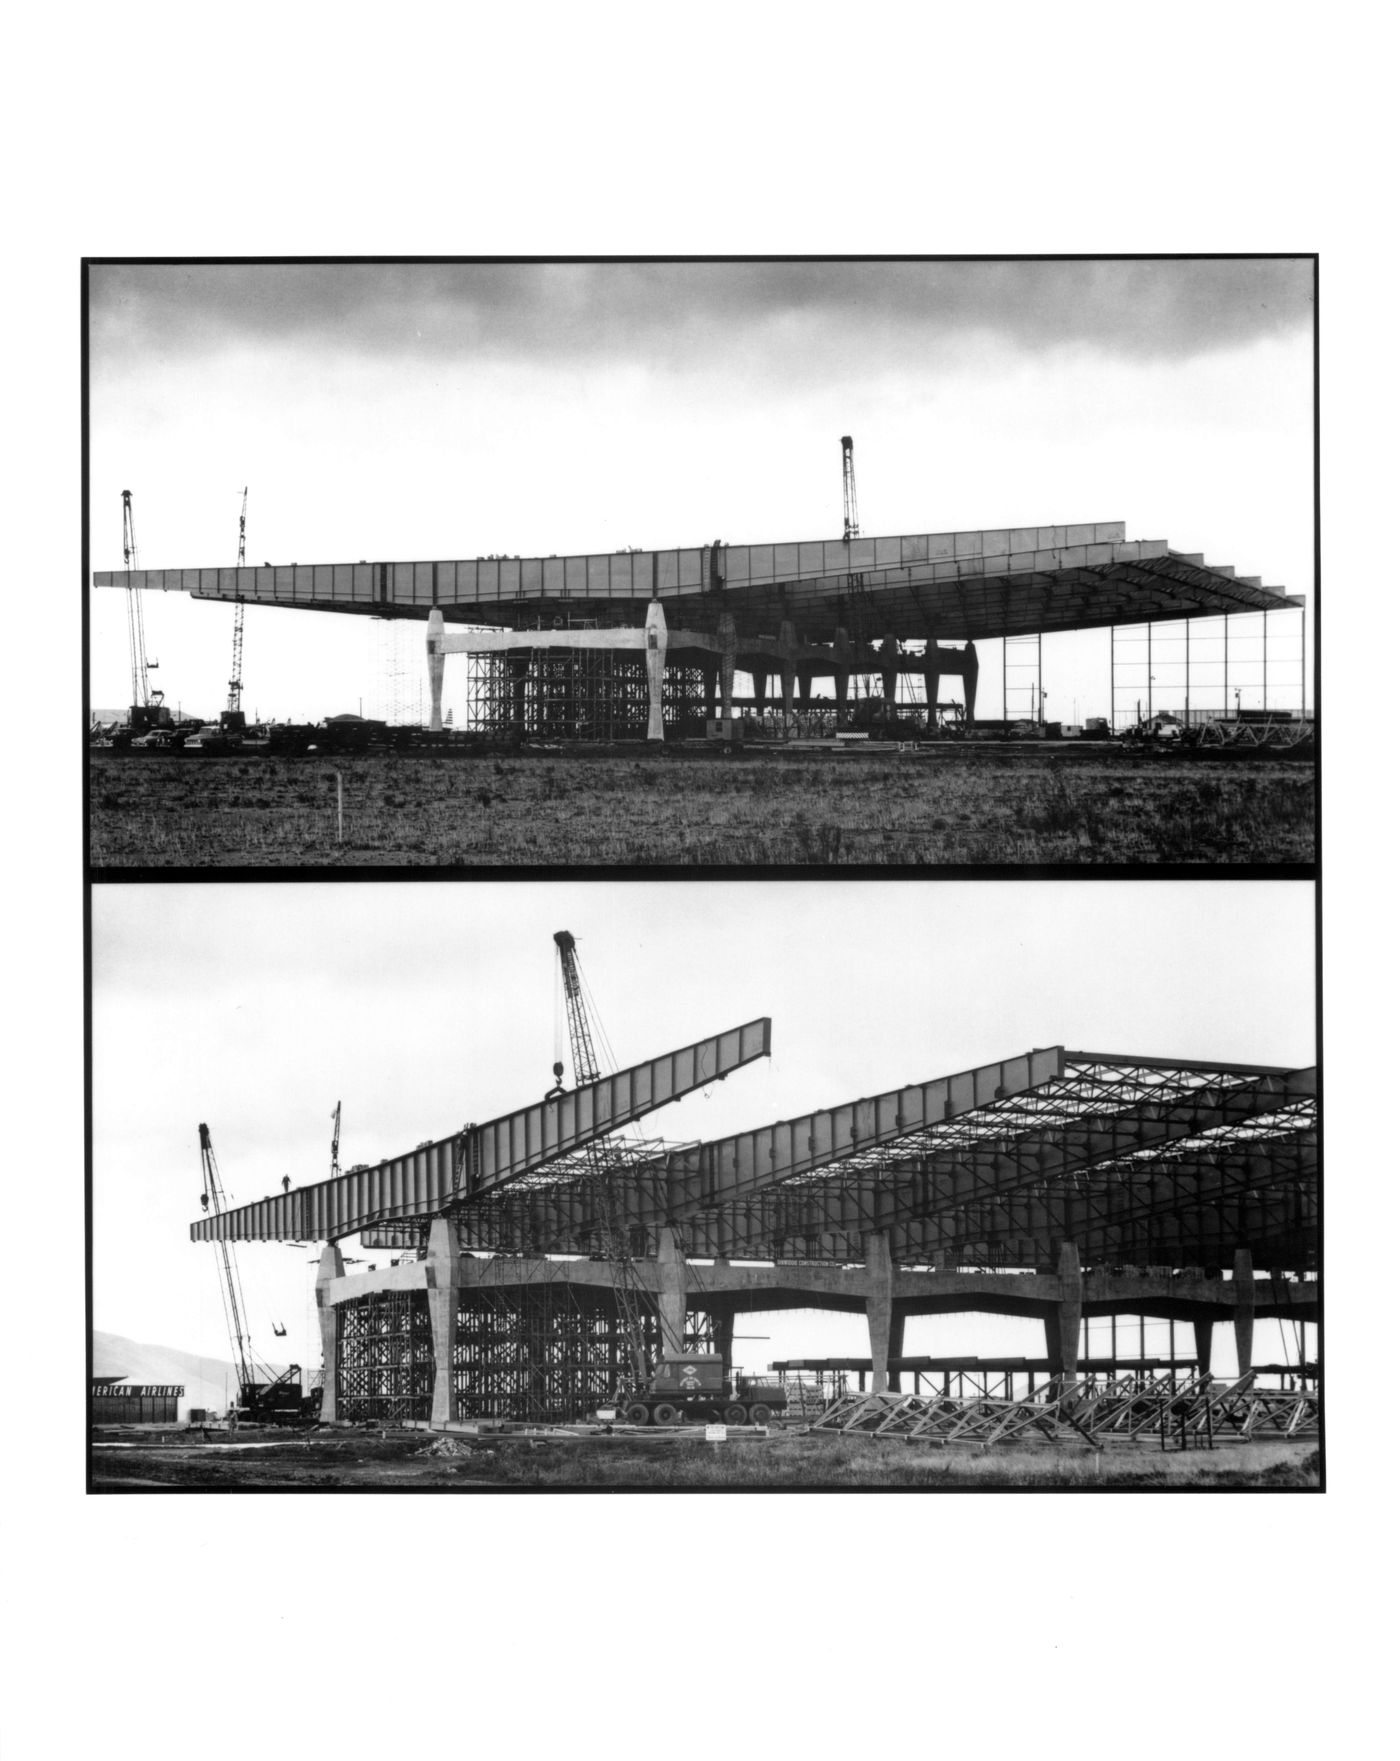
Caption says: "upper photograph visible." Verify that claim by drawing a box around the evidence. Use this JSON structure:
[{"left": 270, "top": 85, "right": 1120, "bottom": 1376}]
[{"left": 86, "top": 257, "right": 1315, "bottom": 871}]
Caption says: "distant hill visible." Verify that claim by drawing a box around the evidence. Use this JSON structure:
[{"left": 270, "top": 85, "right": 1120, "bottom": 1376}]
[{"left": 93, "top": 1330, "right": 296, "bottom": 1416}]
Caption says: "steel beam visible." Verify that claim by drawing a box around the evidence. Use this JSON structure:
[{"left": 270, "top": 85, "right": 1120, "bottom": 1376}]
[{"left": 189, "top": 1017, "right": 770, "bottom": 1243}]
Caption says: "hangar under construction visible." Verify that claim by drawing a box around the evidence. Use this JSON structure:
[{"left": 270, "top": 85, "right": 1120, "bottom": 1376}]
[
  {"left": 96, "top": 442, "right": 1307, "bottom": 739},
  {"left": 191, "top": 936, "right": 1319, "bottom": 1431}
]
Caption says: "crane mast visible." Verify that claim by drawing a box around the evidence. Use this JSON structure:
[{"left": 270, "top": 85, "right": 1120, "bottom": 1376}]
[
  {"left": 839, "top": 435, "right": 868, "bottom": 644},
  {"left": 198, "top": 1122, "right": 256, "bottom": 1395},
  {"left": 224, "top": 487, "right": 248, "bottom": 733},
  {"left": 330, "top": 1100, "right": 341, "bottom": 1180},
  {"left": 552, "top": 931, "right": 656, "bottom": 1397},
  {"left": 122, "top": 490, "right": 163, "bottom": 727}
]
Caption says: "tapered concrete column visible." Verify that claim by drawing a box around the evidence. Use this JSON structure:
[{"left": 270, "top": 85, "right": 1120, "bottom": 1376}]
[
  {"left": 923, "top": 653, "right": 942, "bottom": 722},
  {"left": 886, "top": 1311, "right": 907, "bottom": 1393},
  {"left": 752, "top": 668, "right": 768, "bottom": 712},
  {"left": 1044, "top": 1241, "right": 1082, "bottom": 1389},
  {"left": 864, "top": 1230, "right": 895, "bottom": 1394},
  {"left": 833, "top": 628, "right": 852, "bottom": 725},
  {"left": 717, "top": 611, "right": 737, "bottom": 726},
  {"left": 1233, "top": 1247, "right": 1255, "bottom": 1375},
  {"left": 963, "top": 643, "right": 980, "bottom": 722},
  {"left": 656, "top": 1226, "right": 687, "bottom": 1358},
  {"left": 880, "top": 633, "right": 899, "bottom": 709},
  {"left": 314, "top": 1240, "right": 345, "bottom": 1421},
  {"left": 711, "top": 1312, "right": 735, "bottom": 1372},
  {"left": 426, "top": 1216, "right": 462, "bottom": 1426},
  {"left": 427, "top": 608, "right": 446, "bottom": 733},
  {"left": 778, "top": 620, "right": 799, "bottom": 721},
  {"left": 1193, "top": 1319, "right": 1215, "bottom": 1375},
  {"left": 644, "top": 600, "right": 667, "bottom": 742}
]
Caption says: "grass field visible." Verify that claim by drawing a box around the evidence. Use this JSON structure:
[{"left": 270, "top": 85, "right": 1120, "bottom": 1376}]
[
  {"left": 90, "top": 1426, "right": 1320, "bottom": 1491},
  {"left": 89, "top": 743, "right": 1315, "bottom": 868}
]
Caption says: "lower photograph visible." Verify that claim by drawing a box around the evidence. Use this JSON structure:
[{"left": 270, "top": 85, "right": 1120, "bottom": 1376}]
[{"left": 88, "top": 878, "right": 1318, "bottom": 1492}]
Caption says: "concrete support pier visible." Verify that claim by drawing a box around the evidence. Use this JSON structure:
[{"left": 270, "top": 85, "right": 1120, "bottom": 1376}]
[
  {"left": 656, "top": 1226, "right": 688, "bottom": 1357},
  {"left": 865, "top": 1230, "right": 895, "bottom": 1393},
  {"left": 1233, "top": 1247, "right": 1255, "bottom": 1375},
  {"left": 425, "top": 1217, "right": 462, "bottom": 1426},
  {"left": 1044, "top": 1240, "right": 1083, "bottom": 1390},
  {"left": 314, "top": 1240, "right": 346, "bottom": 1420}
]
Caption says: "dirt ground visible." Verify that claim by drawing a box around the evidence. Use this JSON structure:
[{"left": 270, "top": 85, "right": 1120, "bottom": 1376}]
[
  {"left": 89, "top": 1424, "right": 1321, "bottom": 1491},
  {"left": 89, "top": 742, "right": 1315, "bottom": 868}
]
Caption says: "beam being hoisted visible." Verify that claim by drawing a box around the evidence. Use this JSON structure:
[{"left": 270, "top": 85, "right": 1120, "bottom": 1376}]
[{"left": 190, "top": 1018, "right": 771, "bottom": 1244}]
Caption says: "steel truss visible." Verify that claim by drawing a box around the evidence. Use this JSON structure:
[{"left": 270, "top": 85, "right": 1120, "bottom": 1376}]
[
  {"left": 427, "top": 1057, "right": 1316, "bottom": 1273},
  {"left": 808, "top": 1371, "right": 1321, "bottom": 1450},
  {"left": 336, "top": 1288, "right": 435, "bottom": 1423},
  {"left": 458, "top": 639, "right": 707, "bottom": 741},
  {"left": 452, "top": 1277, "right": 713, "bottom": 1425}
]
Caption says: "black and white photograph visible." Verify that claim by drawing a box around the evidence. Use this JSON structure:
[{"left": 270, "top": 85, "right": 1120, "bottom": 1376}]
[{"left": 86, "top": 258, "right": 1314, "bottom": 870}]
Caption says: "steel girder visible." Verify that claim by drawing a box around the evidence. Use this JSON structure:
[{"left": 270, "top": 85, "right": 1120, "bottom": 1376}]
[
  {"left": 188, "top": 1018, "right": 769, "bottom": 1243},
  {"left": 367, "top": 1057, "right": 1315, "bottom": 1271}
]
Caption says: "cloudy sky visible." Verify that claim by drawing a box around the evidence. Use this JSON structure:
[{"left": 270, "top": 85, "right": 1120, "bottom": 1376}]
[
  {"left": 88, "top": 258, "right": 1314, "bottom": 724},
  {"left": 93, "top": 878, "right": 1314, "bottom": 1375}
]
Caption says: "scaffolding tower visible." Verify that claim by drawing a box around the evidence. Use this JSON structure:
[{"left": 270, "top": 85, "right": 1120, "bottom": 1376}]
[{"left": 458, "top": 641, "right": 707, "bottom": 741}]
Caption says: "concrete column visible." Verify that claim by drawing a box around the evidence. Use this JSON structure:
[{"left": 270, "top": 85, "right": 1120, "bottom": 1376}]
[
  {"left": 702, "top": 663, "right": 718, "bottom": 720},
  {"left": 1193, "top": 1319, "right": 1214, "bottom": 1375},
  {"left": 880, "top": 633, "right": 900, "bottom": 709},
  {"left": 752, "top": 668, "right": 768, "bottom": 713},
  {"left": 644, "top": 600, "right": 667, "bottom": 742},
  {"left": 1233, "top": 1247, "right": 1255, "bottom": 1376},
  {"left": 923, "top": 650, "right": 942, "bottom": 723},
  {"left": 656, "top": 1226, "right": 687, "bottom": 1358},
  {"left": 717, "top": 611, "right": 737, "bottom": 727},
  {"left": 963, "top": 643, "right": 980, "bottom": 722},
  {"left": 886, "top": 1311, "right": 907, "bottom": 1393},
  {"left": 426, "top": 609, "right": 446, "bottom": 733},
  {"left": 710, "top": 1311, "right": 735, "bottom": 1372},
  {"left": 778, "top": 620, "right": 799, "bottom": 722},
  {"left": 314, "top": 1240, "right": 345, "bottom": 1421},
  {"left": 426, "top": 1216, "right": 462, "bottom": 1426},
  {"left": 833, "top": 628, "right": 851, "bottom": 725},
  {"left": 1046, "top": 1240, "right": 1083, "bottom": 1390},
  {"left": 864, "top": 1230, "right": 895, "bottom": 1394}
]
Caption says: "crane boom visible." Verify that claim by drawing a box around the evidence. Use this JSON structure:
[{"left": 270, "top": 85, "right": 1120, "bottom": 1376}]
[
  {"left": 198, "top": 1122, "right": 256, "bottom": 1393},
  {"left": 122, "top": 490, "right": 164, "bottom": 724},
  {"left": 224, "top": 487, "right": 248, "bottom": 732},
  {"left": 553, "top": 931, "right": 656, "bottom": 1395}
]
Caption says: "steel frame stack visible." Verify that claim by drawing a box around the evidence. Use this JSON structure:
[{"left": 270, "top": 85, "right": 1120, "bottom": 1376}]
[
  {"left": 458, "top": 640, "right": 707, "bottom": 741},
  {"left": 1110, "top": 607, "right": 1308, "bottom": 731},
  {"left": 452, "top": 1282, "right": 714, "bottom": 1424},
  {"left": 336, "top": 1288, "right": 435, "bottom": 1423}
]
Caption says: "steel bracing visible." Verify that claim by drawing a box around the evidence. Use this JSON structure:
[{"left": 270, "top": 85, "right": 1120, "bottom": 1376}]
[
  {"left": 336, "top": 1287, "right": 435, "bottom": 1423},
  {"left": 458, "top": 641, "right": 709, "bottom": 741}
]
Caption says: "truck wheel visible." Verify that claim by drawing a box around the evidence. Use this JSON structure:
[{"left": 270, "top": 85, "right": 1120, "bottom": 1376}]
[
  {"left": 652, "top": 1402, "right": 680, "bottom": 1426},
  {"left": 724, "top": 1404, "right": 749, "bottom": 1427},
  {"left": 624, "top": 1402, "right": 651, "bottom": 1426},
  {"left": 748, "top": 1403, "right": 772, "bottom": 1425}
]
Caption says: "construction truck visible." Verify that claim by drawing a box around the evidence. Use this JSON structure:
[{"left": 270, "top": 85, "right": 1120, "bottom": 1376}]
[{"left": 622, "top": 1355, "right": 788, "bottom": 1427}]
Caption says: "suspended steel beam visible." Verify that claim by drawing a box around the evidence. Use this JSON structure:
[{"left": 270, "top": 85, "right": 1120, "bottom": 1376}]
[{"left": 189, "top": 1018, "right": 770, "bottom": 1243}]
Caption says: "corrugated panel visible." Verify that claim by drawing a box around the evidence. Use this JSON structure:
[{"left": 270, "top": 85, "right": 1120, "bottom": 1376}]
[{"left": 190, "top": 1018, "right": 770, "bottom": 1243}]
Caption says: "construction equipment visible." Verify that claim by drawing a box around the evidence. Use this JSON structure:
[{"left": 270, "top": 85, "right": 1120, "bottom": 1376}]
[
  {"left": 330, "top": 1100, "right": 341, "bottom": 1180},
  {"left": 222, "top": 487, "right": 248, "bottom": 735},
  {"left": 122, "top": 490, "right": 168, "bottom": 733},
  {"left": 622, "top": 1355, "right": 789, "bottom": 1427},
  {"left": 553, "top": 931, "right": 656, "bottom": 1401},
  {"left": 198, "top": 1123, "right": 319, "bottom": 1423}
]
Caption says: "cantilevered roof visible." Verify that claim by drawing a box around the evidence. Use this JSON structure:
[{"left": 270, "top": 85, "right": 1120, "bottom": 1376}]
[
  {"left": 192, "top": 1045, "right": 1316, "bottom": 1273},
  {"left": 95, "top": 521, "right": 1301, "bottom": 645}
]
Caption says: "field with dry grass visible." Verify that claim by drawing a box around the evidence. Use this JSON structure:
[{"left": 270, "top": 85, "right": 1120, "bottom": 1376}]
[
  {"left": 90, "top": 1425, "right": 1320, "bottom": 1491},
  {"left": 89, "top": 743, "right": 1314, "bottom": 868}
]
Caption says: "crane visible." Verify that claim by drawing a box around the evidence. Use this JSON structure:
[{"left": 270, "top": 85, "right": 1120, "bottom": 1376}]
[
  {"left": 552, "top": 931, "right": 657, "bottom": 1399},
  {"left": 330, "top": 1100, "right": 341, "bottom": 1179},
  {"left": 839, "top": 434, "right": 870, "bottom": 645},
  {"left": 122, "top": 490, "right": 165, "bottom": 731},
  {"left": 223, "top": 487, "right": 248, "bottom": 734},
  {"left": 198, "top": 1122, "right": 312, "bottom": 1422}
]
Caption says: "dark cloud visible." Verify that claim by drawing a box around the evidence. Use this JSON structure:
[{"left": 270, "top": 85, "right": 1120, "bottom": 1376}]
[{"left": 90, "top": 258, "right": 1312, "bottom": 368}]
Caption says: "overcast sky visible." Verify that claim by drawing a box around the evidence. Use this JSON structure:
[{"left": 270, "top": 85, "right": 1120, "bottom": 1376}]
[
  {"left": 93, "top": 878, "right": 1314, "bottom": 1375},
  {"left": 88, "top": 258, "right": 1314, "bottom": 725}
]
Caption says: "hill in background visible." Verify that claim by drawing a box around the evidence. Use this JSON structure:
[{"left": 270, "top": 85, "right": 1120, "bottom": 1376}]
[{"left": 93, "top": 1330, "right": 294, "bottom": 1416}]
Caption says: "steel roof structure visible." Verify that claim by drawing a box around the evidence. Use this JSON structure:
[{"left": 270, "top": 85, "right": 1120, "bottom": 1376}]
[
  {"left": 192, "top": 1044, "right": 1316, "bottom": 1275},
  {"left": 96, "top": 520, "right": 1301, "bottom": 644}
]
